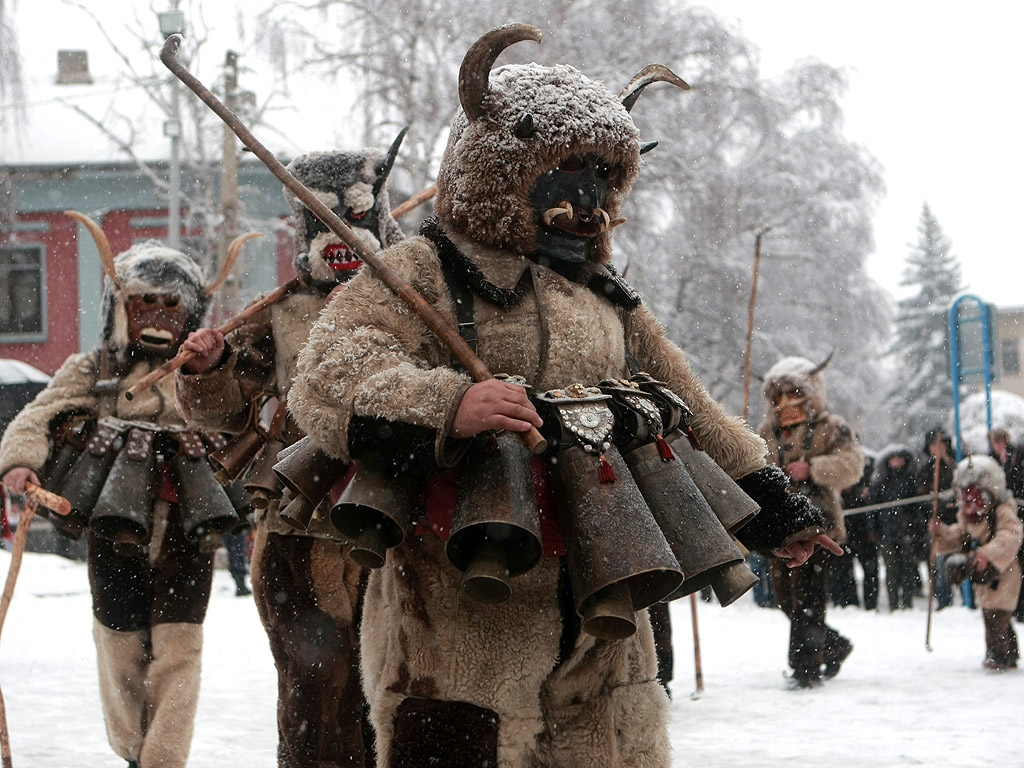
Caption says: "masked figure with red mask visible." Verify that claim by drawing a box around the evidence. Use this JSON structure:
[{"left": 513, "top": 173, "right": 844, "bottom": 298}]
[
  {"left": 931, "top": 455, "right": 1023, "bottom": 670},
  {"left": 0, "top": 230, "right": 240, "bottom": 768},
  {"left": 175, "top": 142, "right": 407, "bottom": 768}
]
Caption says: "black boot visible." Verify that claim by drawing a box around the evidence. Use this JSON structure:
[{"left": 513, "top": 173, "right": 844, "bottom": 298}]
[{"left": 823, "top": 636, "right": 853, "bottom": 679}]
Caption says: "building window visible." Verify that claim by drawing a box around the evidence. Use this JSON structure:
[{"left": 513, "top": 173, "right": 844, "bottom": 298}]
[
  {"left": 1002, "top": 338, "right": 1020, "bottom": 375},
  {"left": 0, "top": 243, "right": 46, "bottom": 341}
]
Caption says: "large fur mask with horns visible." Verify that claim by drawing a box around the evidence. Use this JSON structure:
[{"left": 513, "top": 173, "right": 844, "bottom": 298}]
[
  {"left": 101, "top": 241, "right": 208, "bottom": 361},
  {"left": 285, "top": 135, "right": 407, "bottom": 289},
  {"left": 762, "top": 354, "right": 834, "bottom": 426},
  {"left": 435, "top": 23, "right": 688, "bottom": 265}
]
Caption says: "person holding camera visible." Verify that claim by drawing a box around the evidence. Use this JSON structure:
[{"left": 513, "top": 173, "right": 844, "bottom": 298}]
[{"left": 930, "top": 455, "right": 1023, "bottom": 670}]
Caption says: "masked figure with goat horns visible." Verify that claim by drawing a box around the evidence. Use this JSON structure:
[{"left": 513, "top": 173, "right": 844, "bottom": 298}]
[
  {"left": 174, "top": 141, "right": 407, "bottom": 768},
  {"left": 287, "top": 24, "right": 840, "bottom": 768},
  {"left": 0, "top": 217, "right": 254, "bottom": 768},
  {"left": 758, "top": 354, "right": 864, "bottom": 688}
]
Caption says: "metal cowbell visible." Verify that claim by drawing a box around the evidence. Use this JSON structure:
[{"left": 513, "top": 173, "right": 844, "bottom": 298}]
[
  {"left": 329, "top": 464, "right": 416, "bottom": 568},
  {"left": 624, "top": 439, "right": 757, "bottom": 606},
  {"left": 552, "top": 444, "right": 683, "bottom": 640},
  {"left": 90, "top": 428, "right": 155, "bottom": 557},
  {"left": 446, "top": 431, "right": 543, "bottom": 604}
]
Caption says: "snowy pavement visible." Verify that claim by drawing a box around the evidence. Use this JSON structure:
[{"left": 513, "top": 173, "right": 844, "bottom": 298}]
[{"left": 2, "top": 549, "right": 1021, "bottom": 768}]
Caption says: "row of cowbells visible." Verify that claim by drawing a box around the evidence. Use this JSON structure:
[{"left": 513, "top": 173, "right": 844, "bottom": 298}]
[
  {"left": 41, "top": 418, "right": 243, "bottom": 556},
  {"left": 272, "top": 425, "right": 762, "bottom": 641}
]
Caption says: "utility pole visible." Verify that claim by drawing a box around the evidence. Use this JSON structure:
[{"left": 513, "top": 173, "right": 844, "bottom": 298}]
[
  {"left": 158, "top": 1, "right": 185, "bottom": 250},
  {"left": 218, "top": 49, "right": 241, "bottom": 319}
]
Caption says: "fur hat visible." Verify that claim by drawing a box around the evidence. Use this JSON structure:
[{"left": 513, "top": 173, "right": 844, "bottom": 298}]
[
  {"left": 101, "top": 240, "right": 208, "bottom": 356},
  {"left": 762, "top": 355, "right": 831, "bottom": 422},
  {"left": 953, "top": 455, "right": 1010, "bottom": 505},
  {"left": 284, "top": 139, "right": 406, "bottom": 285},
  {"left": 435, "top": 25, "right": 686, "bottom": 263}
]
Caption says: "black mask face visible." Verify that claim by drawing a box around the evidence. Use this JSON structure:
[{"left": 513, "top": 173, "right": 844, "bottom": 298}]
[{"left": 529, "top": 154, "right": 616, "bottom": 265}]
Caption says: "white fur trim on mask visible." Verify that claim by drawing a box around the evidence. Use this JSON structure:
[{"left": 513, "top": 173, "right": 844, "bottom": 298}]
[{"left": 344, "top": 182, "right": 375, "bottom": 215}]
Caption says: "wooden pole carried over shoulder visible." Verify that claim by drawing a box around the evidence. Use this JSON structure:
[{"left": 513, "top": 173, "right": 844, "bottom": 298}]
[
  {"left": 159, "top": 34, "right": 545, "bottom": 454},
  {"left": 125, "top": 277, "right": 301, "bottom": 400}
]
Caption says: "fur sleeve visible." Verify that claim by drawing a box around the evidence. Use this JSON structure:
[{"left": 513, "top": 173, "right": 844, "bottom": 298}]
[
  {"left": 808, "top": 415, "right": 864, "bottom": 493},
  {"left": 980, "top": 500, "right": 1024, "bottom": 573},
  {"left": 621, "top": 305, "right": 766, "bottom": 478},
  {"left": 175, "top": 306, "right": 275, "bottom": 433},
  {"left": 0, "top": 352, "right": 100, "bottom": 477},
  {"left": 288, "top": 238, "right": 472, "bottom": 463}
]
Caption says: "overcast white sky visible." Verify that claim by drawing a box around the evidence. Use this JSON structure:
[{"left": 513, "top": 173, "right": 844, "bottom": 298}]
[
  {"left": 710, "top": 1, "right": 1024, "bottom": 308},
  {"left": 6, "top": 1, "right": 1023, "bottom": 309}
]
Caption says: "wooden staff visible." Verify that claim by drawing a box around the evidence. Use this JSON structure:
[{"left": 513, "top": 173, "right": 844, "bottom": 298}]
[
  {"left": 0, "top": 482, "right": 68, "bottom": 768},
  {"left": 689, "top": 593, "right": 704, "bottom": 697},
  {"left": 925, "top": 432, "right": 944, "bottom": 651},
  {"left": 125, "top": 277, "right": 301, "bottom": 400},
  {"left": 742, "top": 228, "right": 770, "bottom": 422},
  {"left": 160, "top": 34, "right": 546, "bottom": 454},
  {"left": 391, "top": 184, "right": 437, "bottom": 219}
]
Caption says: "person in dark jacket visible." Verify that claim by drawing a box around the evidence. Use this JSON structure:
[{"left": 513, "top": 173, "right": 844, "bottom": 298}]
[
  {"left": 837, "top": 453, "right": 879, "bottom": 610},
  {"left": 919, "top": 428, "right": 958, "bottom": 610},
  {"left": 870, "top": 444, "right": 921, "bottom": 611}
]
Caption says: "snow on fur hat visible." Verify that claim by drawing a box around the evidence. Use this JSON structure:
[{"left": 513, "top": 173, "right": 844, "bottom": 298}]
[
  {"left": 762, "top": 353, "right": 834, "bottom": 420},
  {"left": 953, "top": 455, "right": 1010, "bottom": 505},
  {"left": 435, "top": 23, "right": 687, "bottom": 263},
  {"left": 284, "top": 137, "right": 406, "bottom": 257},
  {"left": 101, "top": 240, "right": 208, "bottom": 352}
]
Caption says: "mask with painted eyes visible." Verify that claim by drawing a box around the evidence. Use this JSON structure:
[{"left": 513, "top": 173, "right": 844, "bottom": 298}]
[
  {"left": 773, "top": 391, "right": 808, "bottom": 427},
  {"left": 126, "top": 293, "right": 190, "bottom": 357},
  {"left": 960, "top": 483, "right": 991, "bottom": 523}
]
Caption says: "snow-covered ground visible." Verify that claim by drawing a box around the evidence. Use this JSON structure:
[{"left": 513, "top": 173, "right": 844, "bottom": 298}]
[{"left": 1, "top": 548, "right": 1021, "bottom": 768}]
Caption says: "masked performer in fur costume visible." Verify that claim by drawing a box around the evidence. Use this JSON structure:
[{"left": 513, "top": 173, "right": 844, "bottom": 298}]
[
  {"left": 287, "top": 25, "right": 841, "bottom": 768},
  {"left": 758, "top": 355, "right": 864, "bottom": 687},
  {"left": 175, "top": 141, "right": 406, "bottom": 767},
  {"left": 0, "top": 229, "right": 242, "bottom": 768},
  {"left": 931, "top": 455, "right": 1023, "bottom": 670}
]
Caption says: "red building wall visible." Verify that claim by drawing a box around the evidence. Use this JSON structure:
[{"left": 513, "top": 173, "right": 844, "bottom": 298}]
[{"left": 1, "top": 212, "right": 79, "bottom": 376}]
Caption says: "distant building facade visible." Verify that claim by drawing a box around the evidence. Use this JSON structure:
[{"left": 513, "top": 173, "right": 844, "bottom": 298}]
[
  {"left": 994, "top": 305, "right": 1024, "bottom": 399},
  {"left": 0, "top": 160, "right": 294, "bottom": 375}
]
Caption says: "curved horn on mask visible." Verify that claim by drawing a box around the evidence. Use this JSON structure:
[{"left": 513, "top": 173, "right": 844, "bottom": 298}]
[
  {"left": 373, "top": 126, "right": 409, "bottom": 196},
  {"left": 459, "top": 23, "right": 542, "bottom": 122},
  {"left": 65, "top": 210, "right": 120, "bottom": 291},
  {"left": 619, "top": 64, "right": 690, "bottom": 112},
  {"left": 808, "top": 349, "right": 835, "bottom": 377},
  {"left": 205, "top": 232, "right": 263, "bottom": 297}
]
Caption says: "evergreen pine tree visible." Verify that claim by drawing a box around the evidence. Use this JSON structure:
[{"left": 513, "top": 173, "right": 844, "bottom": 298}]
[{"left": 886, "top": 203, "right": 963, "bottom": 440}]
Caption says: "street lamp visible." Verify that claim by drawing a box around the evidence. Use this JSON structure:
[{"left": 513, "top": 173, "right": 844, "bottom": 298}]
[{"left": 158, "top": 5, "right": 184, "bottom": 249}]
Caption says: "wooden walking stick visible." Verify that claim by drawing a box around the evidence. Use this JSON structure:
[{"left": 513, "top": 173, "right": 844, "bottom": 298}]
[
  {"left": 689, "top": 593, "right": 704, "bottom": 698},
  {"left": 159, "top": 34, "right": 546, "bottom": 454},
  {"left": 925, "top": 432, "right": 944, "bottom": 652},
  {"left": 742, "top": 228, "right": 770, "bottom": 423},
  {"left": 0, "top": 482, "right": 71, "bottom": 768}
]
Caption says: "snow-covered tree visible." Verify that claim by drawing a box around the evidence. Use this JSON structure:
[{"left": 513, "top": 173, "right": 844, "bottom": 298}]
[
  {"left": 885, "top": 203, "right": 963, "bottom": 441},
  {"left": 264, "top": 0, "right": 890, "bottom": 430}
]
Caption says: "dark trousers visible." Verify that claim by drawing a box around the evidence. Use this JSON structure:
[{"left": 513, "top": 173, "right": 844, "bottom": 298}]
[
  {"left": 982, "top": 609, "right": 1020, "bottom": 667},
  {"left": 770, "top": 550, "right": 850, "bottom": 681},
  {"left": 222, "top": 530, "right": 250, "bottom": 588},
  {"left": 252, "top": 529, "right": 373, "bottom": 767},
  {"left": 881, "top": 540, "right": 917, "bottom": 610}
]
